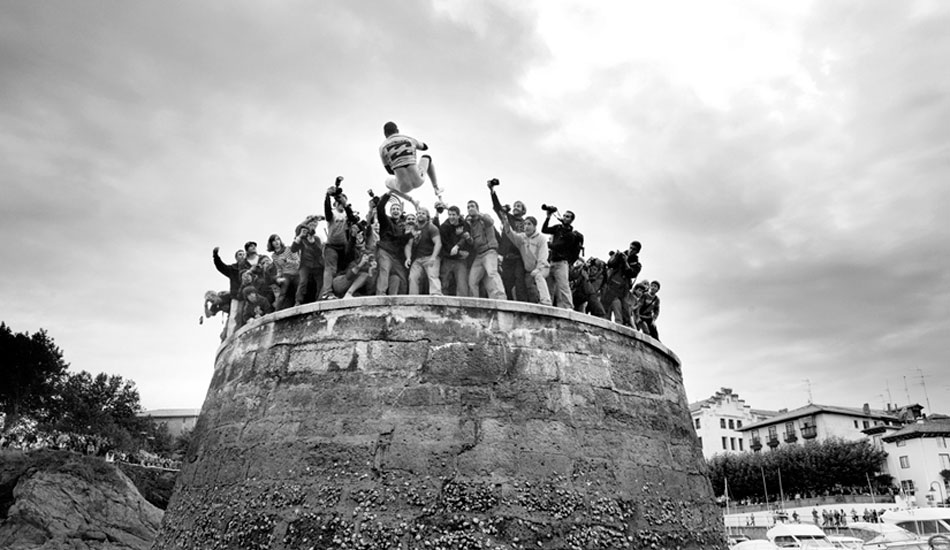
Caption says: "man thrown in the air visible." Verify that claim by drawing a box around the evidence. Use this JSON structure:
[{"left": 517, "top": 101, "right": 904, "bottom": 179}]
[{"left": 379, "top": 121, "right": 443, "bottom": 209}]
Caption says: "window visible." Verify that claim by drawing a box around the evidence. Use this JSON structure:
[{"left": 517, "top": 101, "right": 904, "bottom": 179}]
[
  {"left": 900, "top": 480, "right": 916, "bottom": 494},
  {"left": 737, "top": 420, "right": 743, "bottom": 428},
  {"left": 697, "top": 436, "right": 702, "bottom": 447},
  {"left": 768, "top": 426, "right": 777, "bottom": 438},
  {"left": 694, "top": 418, "right": 701, "bottom": 429},
  {"left": 863, "top": 420, "right": 870, "bottom": 429},
  {"left": 730, "top": 437, "right": 736, "bottom": 451},
  {"left": 854, "top": 420, "right": 859, "bottom": 428},
  {"left": 722, "top": 437, "right": 728, "bottom": 450},
  {"left": 721, "top": 419, "right": 726, "bottom": 429},
  {"left": 728, "top": 419, "right": 735, "bottom": 429},
  {"left": 785, "top": 421, "right": 795, "bottom": 435},
  {"left": 940, "top": 454, "right": 950, "bottom": 470},
  {"left": 899, "top": 456, "right": 910, "bottom": 469},
  {"left": 739, "top": 439, "right": 744, "bottom": 451}
]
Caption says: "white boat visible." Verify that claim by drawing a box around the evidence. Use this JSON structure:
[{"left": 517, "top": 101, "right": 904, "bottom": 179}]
[
  {"left": 732, "top": 541, "right": 781, "bottom": 550},
  {"left": 881, "top": 508, "right": 950, "bottom": 539},
  {"left": 827, "top": 534, "right": 865, "bottom": 549},
  {"left": 767, "top": 523, "right": 838, "bottom": 549},
  {"left": 834, "top": 521, "right": 929, "bottom": 550}
]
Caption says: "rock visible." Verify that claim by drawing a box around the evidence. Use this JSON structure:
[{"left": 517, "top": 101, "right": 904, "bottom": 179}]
[{"left": 0, "top": 449, "right": 163, "bottom": 550}]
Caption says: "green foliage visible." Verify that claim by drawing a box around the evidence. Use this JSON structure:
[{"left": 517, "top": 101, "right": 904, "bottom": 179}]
[
  {"left": 707, "top": 438, "right": 889, "bottom": 501},
  {"left": 43, "top": 371, "right": 150, "bottom": 452},
  {"left": 0, "top": 323, "right": 69, "bottom": 430}
]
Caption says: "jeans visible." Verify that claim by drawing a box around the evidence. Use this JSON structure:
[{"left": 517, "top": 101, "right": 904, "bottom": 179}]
[
  {"left": 501, "top": 255, "right": 529, "bottom": 302},
  {"left": 409, "top": 256, "right": 442, "bottom": 295},
  {"left": 468, "top": 249, "right": 506, "bottom": 300},
  {"left": 376, "top": 248, "right": 407, "bottom": 295},
  {"left": 440, "top": 257, "right": 470, "bottom": 297},
  {"left": 295, "top": 264, "right": 324, "bottom": 305},
  {"left": 321, "top": 245, "right": 346, "bottom": 298},
  {"left": 547, "top": 260, "right": 573, "bottom": 309},
  {"left": 528, "top": 265, "right": 552, "bottom": 305}
]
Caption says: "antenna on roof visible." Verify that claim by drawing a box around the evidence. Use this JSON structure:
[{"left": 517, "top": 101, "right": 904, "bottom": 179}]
[
  {"left": 903, "top": 376, "right": 912, "bottom": 405},
  {"left": 917, "top": 368, "right": 933, "bottom": 414},
  {"left": 803, "top": 379, "right": 813, "bottom": 404}
]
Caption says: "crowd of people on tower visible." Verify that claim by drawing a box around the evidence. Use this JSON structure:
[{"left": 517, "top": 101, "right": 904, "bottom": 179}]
[{"left": 205, "top": 122, "right": 662, "bottom": 340}]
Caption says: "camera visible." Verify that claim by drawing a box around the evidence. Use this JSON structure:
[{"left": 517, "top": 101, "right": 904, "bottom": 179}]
[
  {"left": 330, "top": 176, "right": 345, "bottom": 198},
  {"left": 487, "top": 178, "right": 500, "bottom": 189},
  {"left": 435, "top": 202, "right": 446, "bottom": 214},
  {"left": 541, "top": 204, "right": 558, "bottom": 214},
  {"left": 502, "top": 204, "right": 512, "bottom": 213}
]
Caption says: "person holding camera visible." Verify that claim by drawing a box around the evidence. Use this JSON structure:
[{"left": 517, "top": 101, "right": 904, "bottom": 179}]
[
  {"left": 635, "top": 280, "right": 661, "bottom": 340},
  {"left": 603, "top": 241, "right": 642, "bottom": 325},
  {"left": 500, "top": 215, "right": 551, "bottom": 306},
  {"left": 465, "top": 200, "right": 507, "bottom": 300},
  {"left": 291, "top": 217, "right": 325, "bottom": 306},
  {"left": 379, "top": 121, "right": 443, "bottom": 209},
  {"left": 488, "top": 179, "right": 531, "bottom": 303},
  {"left": 375, "top": 192, "right": 412, "bottom": 295},
  {"left": 319, "top": 179, "right": 360, "bottom": 300},
  {"left": 437, "top": 205, "right": 473, "bottom": 297},
  {"left": 541, "top": 206, "right": 584, "bottom": 309}
]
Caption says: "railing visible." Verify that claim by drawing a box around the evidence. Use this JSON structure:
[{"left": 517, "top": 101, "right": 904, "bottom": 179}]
[
  {"left": 751, "top": 438, "right": 763, "bottom": 451},
  {"left": 784, "top": 432, "right": 798, "bottom": 443},
  {"left": 801, "top": 425, "right": 817, "bottom": 439},
  {"left": 767, "top": 435, "right": 780, "bottom": 448}
]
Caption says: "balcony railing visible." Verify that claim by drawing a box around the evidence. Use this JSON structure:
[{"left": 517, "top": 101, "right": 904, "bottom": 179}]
[
  {"left": 801, "top": 425, "right": 818, "bottom": 439},
  {"left": 767, "top": 435, "right": 780, "bottom": 448},
  {"left": 751, "top": 438, "right": 763, "bottom": 451},
  {"left": 784, "top": 432, "right": 798, "bottom": 443}
]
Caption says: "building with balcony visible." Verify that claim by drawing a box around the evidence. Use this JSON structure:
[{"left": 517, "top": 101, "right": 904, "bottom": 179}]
[
  {"left": 878, "top": 416, "right": 950, "bottom": 507},
  {"left": 737, "top": 403, "right": 916, "bottom": 453},
  {"left": 689, "top": 387, "right": 776, "bottom": 459}
]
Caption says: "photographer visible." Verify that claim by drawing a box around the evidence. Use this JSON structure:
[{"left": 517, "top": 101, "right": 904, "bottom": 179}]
[
  {"left": 438, "top": 205, "right": 473, "bottom": 297},
  {"left": 267, "top": 233, "right": 300, "bottom": 311},
  {"left": 320, "top": 178, "right": 360, "bottom": 300},
  {"left": 465, "top": 200, "right": 507, "bottom": 300},
  {"left": 488, "top": 179, "right": 530, "bottom": 303},
  {"left": 541, "top": 206, "right": 584, "bottom": 309},
  {"left": 602, "top": 241, "right": 642, "bottom": 325},
  {"left": 291, "top": 217, "right": 325, "bottom": 305},
  {"left": 500, "top": 215, "right": 551, "bottom": 306}
]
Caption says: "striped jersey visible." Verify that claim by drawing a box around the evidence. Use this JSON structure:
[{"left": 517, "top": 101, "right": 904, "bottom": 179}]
[{"left": 379, "top": 134, "right": 424, "bottom": 171}]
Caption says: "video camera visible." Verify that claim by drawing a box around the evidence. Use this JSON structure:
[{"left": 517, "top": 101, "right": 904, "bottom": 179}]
[
  {"left": 367, "top": 189, "right": 379, "bottom": 207},
  {"left": 487, "top": 178, "right": 500, "bottom": 189},
  {"left": 541, "top": 204, "right": 558, "bottom": 215}
]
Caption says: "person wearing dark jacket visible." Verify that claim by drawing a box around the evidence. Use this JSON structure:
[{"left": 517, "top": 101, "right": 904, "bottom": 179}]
[
  {"left": 437, "top": 205, "right": 473, "bottom": 296},
  {"left": 212, "top": 247, "right": 249, "bottom": 328},
  {"left": 375, "top": 192, "right": 412, "bottom": 295},
  {"left": 320, "top": 186, "right": 360, "bottom": 300},
  {"left": 541, "top": 209, "right": 584, "bottom": 309},
  {"left": 489, "top": 184, "right": 529, "bottom": 302},
  {"left": 291, "top": 217, "right": 325, "bottom": 305},
  {"left": 602, "top": 241, "right": 642, "bottom": 325}
]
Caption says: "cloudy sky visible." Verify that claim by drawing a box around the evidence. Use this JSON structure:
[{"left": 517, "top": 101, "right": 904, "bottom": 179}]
[{"left": 2, "top": 1, "right": 948, "bottom": 415}]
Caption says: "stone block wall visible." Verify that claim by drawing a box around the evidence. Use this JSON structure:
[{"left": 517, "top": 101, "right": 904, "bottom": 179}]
[{"left": 154, "top": 297, "right": 725, "bottom": 549}]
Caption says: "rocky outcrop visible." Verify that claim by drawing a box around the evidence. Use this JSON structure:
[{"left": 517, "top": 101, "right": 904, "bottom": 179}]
[
  {"left": 0, "top": 449, "right": 163, "bottom": 550},
  {"left": 156, "top": 296, "right": 725, "bottom": 549}
]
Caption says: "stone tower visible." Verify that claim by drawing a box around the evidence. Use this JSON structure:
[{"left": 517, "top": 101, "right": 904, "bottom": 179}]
[{"left": 155, "top": 297, "right": 724, "bottom": 549}]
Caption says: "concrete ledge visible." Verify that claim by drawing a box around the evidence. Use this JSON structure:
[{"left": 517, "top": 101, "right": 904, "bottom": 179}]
[{"left": 222, "top": 295, "right": 678, "bottom": 365}]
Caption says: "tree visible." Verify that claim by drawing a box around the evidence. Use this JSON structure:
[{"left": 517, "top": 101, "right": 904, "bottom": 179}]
[
  {"left": 0, "top": 322, "right": 69, "bottom": 431},
  {"left": 44, "top": 371, "right": 150, "bottom": 451},
  {"left": 707, "top": 438, "right": 889, "bottom": 502}
]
